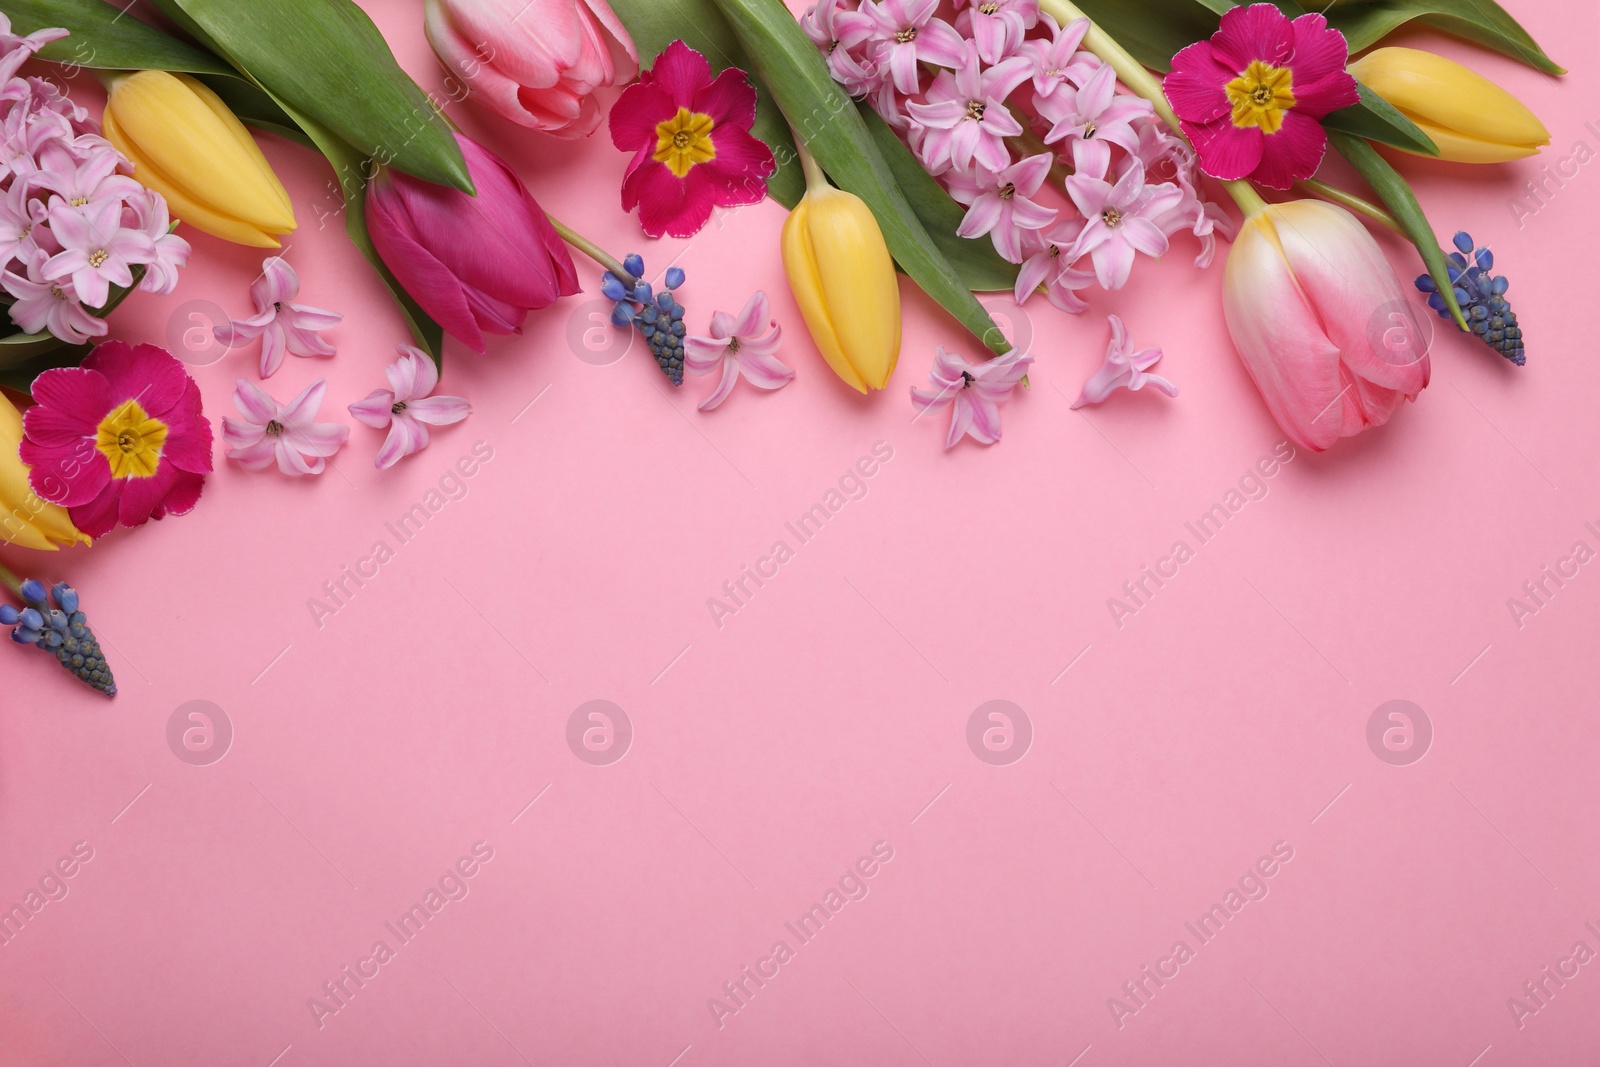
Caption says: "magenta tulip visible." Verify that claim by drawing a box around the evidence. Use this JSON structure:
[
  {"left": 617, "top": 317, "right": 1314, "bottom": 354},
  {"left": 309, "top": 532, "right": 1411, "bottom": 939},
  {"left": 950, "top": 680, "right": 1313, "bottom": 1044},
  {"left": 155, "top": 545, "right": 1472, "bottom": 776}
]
[
  {"left": 367, "top": 133, "right": 580, "bottom": 354},
  {"left": 425, "top": 0, "right": 637, "bottom": 139},
  {"left": 1223, "top": 200, "right": 1431, "bottom": 451}
]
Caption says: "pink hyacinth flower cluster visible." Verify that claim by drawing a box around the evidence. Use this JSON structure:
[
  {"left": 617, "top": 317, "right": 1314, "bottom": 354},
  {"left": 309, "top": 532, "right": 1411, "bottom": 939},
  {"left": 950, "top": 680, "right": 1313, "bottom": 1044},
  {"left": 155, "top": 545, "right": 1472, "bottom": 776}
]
[
  {"left": 0, "top": 20, "right": 189, "bottom": 345},
  {"left": 804, "top": 4, "right": 1233, "bottom": 310}
]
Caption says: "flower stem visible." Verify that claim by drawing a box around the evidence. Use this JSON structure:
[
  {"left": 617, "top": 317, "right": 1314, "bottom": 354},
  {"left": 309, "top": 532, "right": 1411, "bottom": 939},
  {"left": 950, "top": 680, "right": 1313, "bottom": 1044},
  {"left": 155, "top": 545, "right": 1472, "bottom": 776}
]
[
  {"left": 1296, "top": 178, "right": 1405, "bottom": 234},
  {"left": 1038, "top": 0, "right": 1268, "bottom": 218},
  {"left": 0, "top": 556, "right": 23, "bottom": 599},
  {"left": 791, "top": 131, "right": 829, "bottom": 192},
  {"left": 547, "top": 215, "right": 632, "bottom": 282}
]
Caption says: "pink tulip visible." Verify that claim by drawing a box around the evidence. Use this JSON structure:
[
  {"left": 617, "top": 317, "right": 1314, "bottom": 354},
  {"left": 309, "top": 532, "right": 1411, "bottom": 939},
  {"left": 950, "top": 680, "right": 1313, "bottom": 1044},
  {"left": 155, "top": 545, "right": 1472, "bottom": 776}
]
[
  {"left": 425, "top": 0, "right": 637, "bottom": 139},
  {"left": 1223, "top": 200, "right": 1431, "bottom": 452},
  {"left": 366, "top": 133, "right": 580, "bottom": 354}
]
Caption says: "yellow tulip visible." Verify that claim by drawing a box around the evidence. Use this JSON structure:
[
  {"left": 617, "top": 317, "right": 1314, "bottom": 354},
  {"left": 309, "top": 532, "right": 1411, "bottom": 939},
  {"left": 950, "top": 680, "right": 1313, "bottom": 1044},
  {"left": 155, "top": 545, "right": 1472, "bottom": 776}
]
[
  {"left": 781, "top": 151, "right": 901, "bottom": 393},
  {"left": 0, "top": 393, "right": 89, "bottom": 551},
  {"left": 1349, "top": 47, "right": 1550, "bottom": 163},
  {"left": 103, "top": 71, "right": 297, "bottom": 247}
]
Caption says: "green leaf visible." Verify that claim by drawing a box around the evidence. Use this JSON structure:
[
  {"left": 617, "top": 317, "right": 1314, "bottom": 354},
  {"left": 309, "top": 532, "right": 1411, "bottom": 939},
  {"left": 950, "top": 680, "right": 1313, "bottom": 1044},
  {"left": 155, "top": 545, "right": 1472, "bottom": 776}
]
[
  {"left": 1324, "top": 0, "right": 1562, "bottom": 76},
  {"left": 267, "top": 96, "right": 447, "bottom": 367},
  {"left": 708, "top": 0, "right": 1009, "bottom": 354},
  {"left": 0, "top": 259, "right": 153, "bottom": 372},
  {"left": 7, "top": 0, "right": 234, "bottom": 76},
  {"left": 1060, "top": 0, "right": 1221, "bottom": 71},
  {"left": 606, "top": 0, "right": 804, "bottom": 207},
  {"left": 1323, "top": 80, "right": 1438, "bottom": 155},
  {"left": 860, "top": 108, "right": 1018, "bottom": 294},
  {"left": 1327, "top": 130, "right": 1468, "bottom": 333},
  {"left": 0, "top": 345, "right": 92, "bottom": 394},
  {"left": 147, "top": 0, "right": 473, "bottom": 193}
]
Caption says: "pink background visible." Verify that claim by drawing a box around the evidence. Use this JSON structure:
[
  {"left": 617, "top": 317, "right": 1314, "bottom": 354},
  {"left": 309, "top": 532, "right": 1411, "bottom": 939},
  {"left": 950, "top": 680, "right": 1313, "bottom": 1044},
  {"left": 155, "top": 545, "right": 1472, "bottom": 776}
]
[{"left": 2, "top": 1, "right": 1598, "bottom": 1064}]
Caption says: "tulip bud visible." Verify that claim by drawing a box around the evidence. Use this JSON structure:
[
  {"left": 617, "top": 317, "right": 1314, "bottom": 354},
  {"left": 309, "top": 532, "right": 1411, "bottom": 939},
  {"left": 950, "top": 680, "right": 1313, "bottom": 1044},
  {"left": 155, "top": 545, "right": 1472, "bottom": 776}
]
[
  {"left": 1348, "top": 47, "right": 1550, "bottom": 163},
  {"left": 102, "top": 71, "right": 297, "bottom": 248},
  {"left": 425, "top": 0, "right": 638, "bottom": 139},
  {"left": 366, "top": 133, "right": 580, "bottom": 353},
  {"left": 781, "top": 155, "right": 901, "bottom": 393},
  {"left": 0, "top": 392, "right": 89, "bottom": 551},
  {"left": 1223, "top": 200, "right": 1431, "bottom": 452}
]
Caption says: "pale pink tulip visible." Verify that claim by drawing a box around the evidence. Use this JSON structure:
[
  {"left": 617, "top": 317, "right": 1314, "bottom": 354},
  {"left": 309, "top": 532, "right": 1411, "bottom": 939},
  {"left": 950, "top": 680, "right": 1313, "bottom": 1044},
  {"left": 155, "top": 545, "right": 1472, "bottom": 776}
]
[
  {"left": 424, "top": 0, "right": 637, "bottom": 139},
  {"left": 1223, "top": 200, "right": 1432, "bottom": 452}
]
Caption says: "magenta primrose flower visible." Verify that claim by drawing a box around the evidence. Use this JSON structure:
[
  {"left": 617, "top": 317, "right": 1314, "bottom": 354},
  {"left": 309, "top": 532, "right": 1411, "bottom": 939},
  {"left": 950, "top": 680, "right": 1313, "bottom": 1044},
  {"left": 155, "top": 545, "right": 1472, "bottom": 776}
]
[
  {"left": 684, "top": 290, "right": 793, "bottom": 411},
  {"left": 213, "top": 256, "right": 342, "bottom": 378},
  {"left": 223, "top": 379, "right": 349, "bottom": 477},
  {"left": 609, "top": 41, "right": 776, "bottom": 239},
  {"left": 1163, "top": 4, "right": 1359, "bottom": 190},
  {"left": 20, "top": 341, "right": 212, "bottom": 539},
  {"left": 348, "top": 346, "right": 472, "bottom": 469},
  {"left": 911, "top": 346, "right": 1034, "bottom": 448}
]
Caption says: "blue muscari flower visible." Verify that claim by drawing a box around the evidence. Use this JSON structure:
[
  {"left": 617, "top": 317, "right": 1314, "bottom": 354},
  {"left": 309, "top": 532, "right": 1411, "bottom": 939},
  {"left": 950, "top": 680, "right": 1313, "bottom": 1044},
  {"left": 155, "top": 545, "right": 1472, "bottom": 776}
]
[
  {"left": 1416, "top": 231, "right": 1524, "bottom": 366},
  {"left": 3, "top": 580, "right": 116, "bottom": 697},
  {"left": 594, "top": 253, "right": 690, "bottom": 386}
]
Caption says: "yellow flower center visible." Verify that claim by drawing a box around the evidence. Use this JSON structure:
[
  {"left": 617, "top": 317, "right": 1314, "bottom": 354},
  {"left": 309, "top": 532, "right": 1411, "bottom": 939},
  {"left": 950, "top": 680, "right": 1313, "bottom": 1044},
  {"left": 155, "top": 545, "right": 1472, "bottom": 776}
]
[
  {"left": 1225, "top": 60, "right": 1296, "bottom": 134},
  {"left": 89, "top": 249, "right": 108, "bottom": 268},
  {"left": 653, "top": 107, "right": 716, "bottom": 179},
  {"left": 95, "top": 398, "right": 168, "bottom": 480}
]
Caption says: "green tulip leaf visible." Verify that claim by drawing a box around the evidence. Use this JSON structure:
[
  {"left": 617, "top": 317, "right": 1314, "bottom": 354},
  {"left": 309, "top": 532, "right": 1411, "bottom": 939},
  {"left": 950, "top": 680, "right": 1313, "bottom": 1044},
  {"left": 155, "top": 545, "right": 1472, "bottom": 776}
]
[
  {"left": 1324, "top": 0, "right": 1562, "bottom": 76},
  {"left": 606, "top": 0, "right": 804, "bottom": 207},
  {"left": 708, "top": 0, "right": 1009, "bottom": 354},
  {"left": 7, "top": 0, "right": 235, "bottom": 76},
  {"left": 0, "top": 345, "right": 93, "bottom": 394},
  {"left": 146, "top": 0, "right": 473, "bottom": 193},
  {"left": 1322, "top": 80, "right": 1438, "bottom": 155},
  {"left": 860, "top": 107, "right": 1019, "bottom": 293},
  {"left": 264, "top": 95, "right": 447, "bottom": 368},
  {"left": 1327, "top": 130, "right": 1468, "bottom": 333},
  {"left": 1058, "top": 0, "right": 1222, "bottom": 71},
  {"left": 195, "top": 75, "right": 311, "bottom": 148}
]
